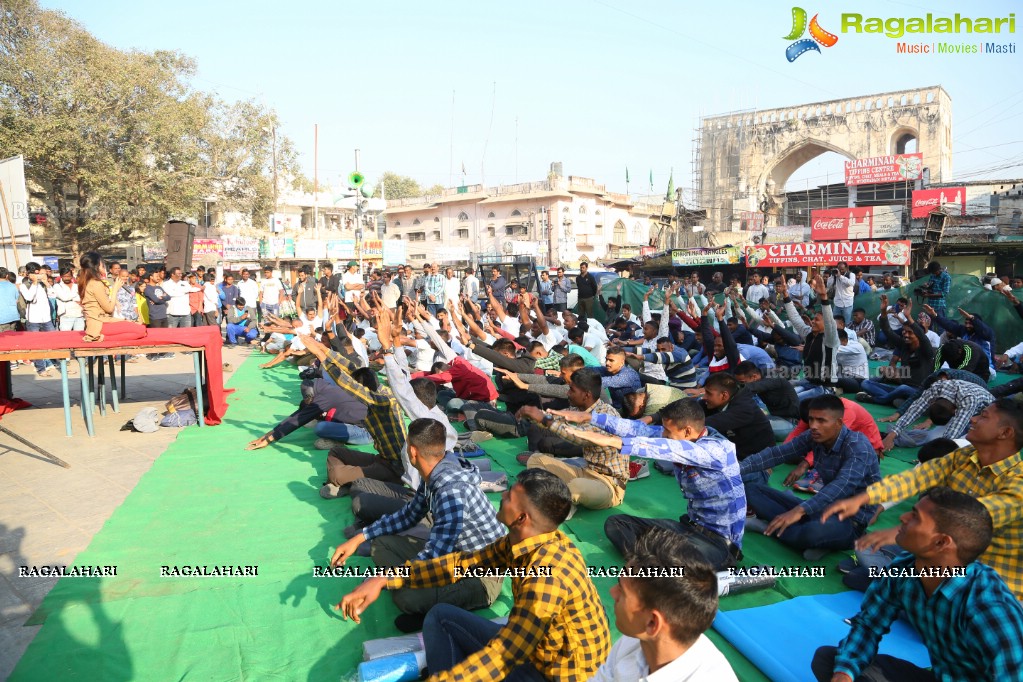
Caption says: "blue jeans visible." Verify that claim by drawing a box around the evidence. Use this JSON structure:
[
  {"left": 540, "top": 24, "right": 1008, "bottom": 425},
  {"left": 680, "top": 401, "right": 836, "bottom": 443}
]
[
  {"left": 843, "top": 544, "right": 903, "bottom": 592},
  {"left": 262, "top": 303, "right": 279, "bottom": 317},
  {"left": 314, "top": 421, "right": 373, "bottom": 445},
  {"left": 741, "top": 469, "right": 769, "bottom": 486},
  {"left": 860, "top": 379, "right": 917, "bottom": 405},
  {"left": 746, "top": 483, "right": 861, "bottom": 551},
  {"left": 423, "top": 604, "right": 546, "bottom": 682},
  {"left": 226, "top": 323, "right": 257, "bottom": 344},
  {"left": 427, "top": 303, "right": 443, "bottom": 316},
  {"left": 25, "top": 321, "right": 58, "bottom": 373},
  {"left": 793, "top": 380, "right": 827, "bottom": 401},
  {"left": 894, "top": 426, "right": 946, "bottom": 448},
  {"left": 834, "top": 305, "right": 853, "bottom": 325}
]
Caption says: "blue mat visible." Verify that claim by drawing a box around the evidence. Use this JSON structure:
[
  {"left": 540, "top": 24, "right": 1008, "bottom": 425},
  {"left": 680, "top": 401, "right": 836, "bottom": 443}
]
[{"left": 713, "top": 591, "right": 931, "bottom": 682}]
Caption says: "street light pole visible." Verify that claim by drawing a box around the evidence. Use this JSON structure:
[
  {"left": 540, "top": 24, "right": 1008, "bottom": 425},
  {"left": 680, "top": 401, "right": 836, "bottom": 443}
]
[{"left": 272, "top": 126, "right": 280, "bottom": 271}]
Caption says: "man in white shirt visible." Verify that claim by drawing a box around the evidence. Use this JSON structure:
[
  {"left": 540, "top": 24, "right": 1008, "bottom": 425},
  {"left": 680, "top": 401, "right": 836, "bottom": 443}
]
[
  {"left": 835, "top": 328, "right": 869, "bottom": 393},
  {"left": 236, "top": 268, "right": 260, "bottom": 325},
  {"left": 53, "top": 266, "right": 84, "bottom": 331},
  {"left": 444, "top": 267, "right": 460, "bottom": 311},
  {"left": 161, "top": 266, "right": 201, "bottom": 328},
  {"left": 259, "top": 266, "right": 284, "bottom": 318},
  {"left": 341, "top": 261, "right": 364, "bottom": 304},
  {"left": 917, "top": 312, "right": 941, "bottom": 349},
  {"left": 788, "top": 271, "right": 812, "bottom": 308},
  {"left": 202, "top": 272, "right": 220, "bottom": 326},
  {"left": 379, "top": 270, "right": 401, "bottom": 310},
  {"left": 461, "top": 267, "right": 480, "bottom": 302},
  {"left": 20, "top": 263, "right": 61, "bottom": 376},
  {"left": 828, "top": 262, "right": 856, "bottom": 323},
  {"left": 591, "top": 528, "right": 737, "bottom": 682},
  {"left": 745, "top": 274, "right": 769, "bottom": 308}
]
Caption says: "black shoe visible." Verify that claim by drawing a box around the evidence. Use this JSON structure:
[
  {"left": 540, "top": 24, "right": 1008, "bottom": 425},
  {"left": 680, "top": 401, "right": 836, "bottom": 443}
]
[
  {"left": 393, "top": 612, "right": 427, "bottom": 633},
  {"left": 342, "top": 523, "right": 366, "bottom": 539}
]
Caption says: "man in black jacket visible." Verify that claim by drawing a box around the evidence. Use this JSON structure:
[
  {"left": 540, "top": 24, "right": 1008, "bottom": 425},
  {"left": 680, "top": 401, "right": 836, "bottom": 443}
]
[
  {"left": 859, "top": 295, "right": 935, "bottom": 406},
  {"left": 700, "top": 372, "right": 775, "bottom": 484},
  {"left": 576, "top": 262, "right": 598, "bottom": 318},
  {"left": 733, "top": 361, "right": 800, "bottom": 441}
]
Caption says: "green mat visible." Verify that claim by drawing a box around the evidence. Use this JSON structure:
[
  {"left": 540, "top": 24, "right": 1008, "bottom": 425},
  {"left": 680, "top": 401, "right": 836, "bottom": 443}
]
[{"left": 12, "top": 355, "right": 943, "bottom": 681}]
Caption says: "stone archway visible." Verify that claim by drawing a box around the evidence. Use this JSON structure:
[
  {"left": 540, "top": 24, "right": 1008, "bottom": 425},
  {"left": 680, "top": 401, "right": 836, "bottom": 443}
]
[
  {"left": 759, "top": 138, "right": 856, "bottom": 198},
  {"left": 695, "top": 86, "right": 953, "bottom": 231}
]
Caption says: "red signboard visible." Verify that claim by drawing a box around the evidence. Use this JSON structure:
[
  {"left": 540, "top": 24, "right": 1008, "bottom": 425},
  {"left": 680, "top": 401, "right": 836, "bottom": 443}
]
[
  {"left": 810, "top": 206, "right": 903, "bottom": 241},
  {"left": 745, "top": 240, "right": 912, "bottom": 268},
  {"left": 911, "top": 187, "right": 965, "bottom": 218},
  {"left": 844, "top": 153, "right": 923, "bottom": 186}
]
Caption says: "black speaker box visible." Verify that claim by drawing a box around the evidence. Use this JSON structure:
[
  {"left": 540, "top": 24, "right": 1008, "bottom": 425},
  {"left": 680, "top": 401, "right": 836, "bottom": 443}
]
[{"left": 165, "top": 221, "right": 195, "bottom": 272}]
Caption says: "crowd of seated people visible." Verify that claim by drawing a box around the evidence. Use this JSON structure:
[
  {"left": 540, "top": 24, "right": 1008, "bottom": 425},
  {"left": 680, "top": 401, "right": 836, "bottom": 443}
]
[{"left": 239, "top": 258, "right": 1023, "bottom": 680}]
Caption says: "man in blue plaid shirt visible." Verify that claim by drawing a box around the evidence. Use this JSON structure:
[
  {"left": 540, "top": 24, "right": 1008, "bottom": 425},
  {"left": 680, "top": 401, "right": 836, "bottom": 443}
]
[
  {"left": 555, "top": 398, "right": 746, "bottom": 571},
  {"left": 923, "top": 260, "right": 952, "bottom": 319},
  {"left": 330, "top": 419, "right": 506, "bottom": 633},
  {"left": 740, "top": 394, "right": 880, "bottom": 561},
  {"left": 812, "top": 486, "right": 1023, "bottom": 681}
]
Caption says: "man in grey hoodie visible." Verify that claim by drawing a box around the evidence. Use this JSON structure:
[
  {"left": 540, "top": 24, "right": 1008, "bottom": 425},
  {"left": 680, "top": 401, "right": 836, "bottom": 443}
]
[{"left": 330, "top": 419, "right": 507, "bottom": 632}]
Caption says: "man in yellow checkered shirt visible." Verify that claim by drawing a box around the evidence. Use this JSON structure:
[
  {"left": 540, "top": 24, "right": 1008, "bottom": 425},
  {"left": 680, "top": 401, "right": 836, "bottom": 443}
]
[
  {"left": 337, "top": 468, "right": 611, "bottom": 681},
  {"left": 823, "top": 398, "right": 1023, "bottom": 599}
]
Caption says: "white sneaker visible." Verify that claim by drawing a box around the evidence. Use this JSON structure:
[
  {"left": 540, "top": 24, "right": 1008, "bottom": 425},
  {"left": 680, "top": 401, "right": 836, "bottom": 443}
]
[{"left": 629, "top": 461, "right": 650, "bottom": 481}]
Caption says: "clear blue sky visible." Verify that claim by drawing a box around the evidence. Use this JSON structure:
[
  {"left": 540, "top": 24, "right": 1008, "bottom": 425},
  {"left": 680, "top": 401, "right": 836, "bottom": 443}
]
[{"left": 41, "top": 0, "right": 1023, "bottom": 197}]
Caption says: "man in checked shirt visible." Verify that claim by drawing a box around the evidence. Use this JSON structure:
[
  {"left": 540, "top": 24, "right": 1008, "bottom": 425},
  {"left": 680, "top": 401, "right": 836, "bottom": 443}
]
[
  {"left": 330, "top": 419, "right": 505, "bottom": 633},
  {"left": 812, "top": 487, "right": 1023, "bottom": 682},
  {"left": 878, "top": 377, "right": 993, "bottom": 451},
  {"left": 740, "top": 394, "right": 881, "bottom": 562},
  {"left": 823, "top": 398, "right": 1023, "bottom": 600},
  {"left": 515, "top": 367, "right": 628, "bottom": 512},
  {"left": 337, "top": 468, "right": 610, "bottom": 682},
  {"left": 297, "top": 333, "right": 408, "bottom": 496}
]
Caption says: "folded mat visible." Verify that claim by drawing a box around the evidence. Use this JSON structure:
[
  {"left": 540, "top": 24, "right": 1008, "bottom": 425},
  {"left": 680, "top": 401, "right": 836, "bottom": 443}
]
[{"left": 712, "top": 590, "right": 931, "bottom": 682}]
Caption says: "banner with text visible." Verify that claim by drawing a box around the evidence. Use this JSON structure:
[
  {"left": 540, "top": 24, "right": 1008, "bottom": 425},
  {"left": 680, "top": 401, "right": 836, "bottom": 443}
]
[
  {"left": 671, "top": 246, "right": 740, "bottom": 267},
  {"left": 192, "top": 239, "right": 224, "bottom": 263},
  {"left": 762, "top": 225, "right": 808, "bottom": 244},
  {"left": 222, "top": 235, "right": 259, "bottom": 261},
  {"left": 745, "top": 240, "right": 911, "bottom": 268},
  {"left": 844, "top": 153, "right": 923, "bottom": 186},
  {"left": 811, "top": 206, "right": 903, "bottom": 241},
  {"left": 360, "top": 239, "right": 383, "bottom": 258},
  {"left": 259, "top": 237, "right": 296, "bottom": 259}
]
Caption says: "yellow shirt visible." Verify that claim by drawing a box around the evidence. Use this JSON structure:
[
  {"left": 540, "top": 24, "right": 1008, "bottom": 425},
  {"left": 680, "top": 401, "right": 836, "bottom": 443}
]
[
  {"left": 136, "top": 292, "right": 149, "bottom": 325},
  {"left": 866, "top": 446, "right": 1023, "bottom": 598},
  {"left": 386, "top": 529, "right": 610, "bottom": 682}
]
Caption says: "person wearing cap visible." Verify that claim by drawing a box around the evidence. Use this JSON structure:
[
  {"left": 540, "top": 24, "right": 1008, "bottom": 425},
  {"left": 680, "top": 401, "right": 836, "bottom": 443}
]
[{"left": 342, "top": 261, "right": 364, "bottom": 305}]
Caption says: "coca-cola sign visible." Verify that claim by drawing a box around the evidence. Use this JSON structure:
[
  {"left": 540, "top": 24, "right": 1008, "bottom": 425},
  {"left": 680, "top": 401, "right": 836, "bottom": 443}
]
[
  {"left": 911, "top": 187, "right": 965, "bottom": 218},
  {"left": 810, "top": 206, "right": 903, "bottom": 241}
]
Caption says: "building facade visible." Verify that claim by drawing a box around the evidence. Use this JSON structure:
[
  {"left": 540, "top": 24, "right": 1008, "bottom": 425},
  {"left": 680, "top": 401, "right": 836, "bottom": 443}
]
[{"left": 383, "top": 175, "right": 656, "bottom": 268}]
